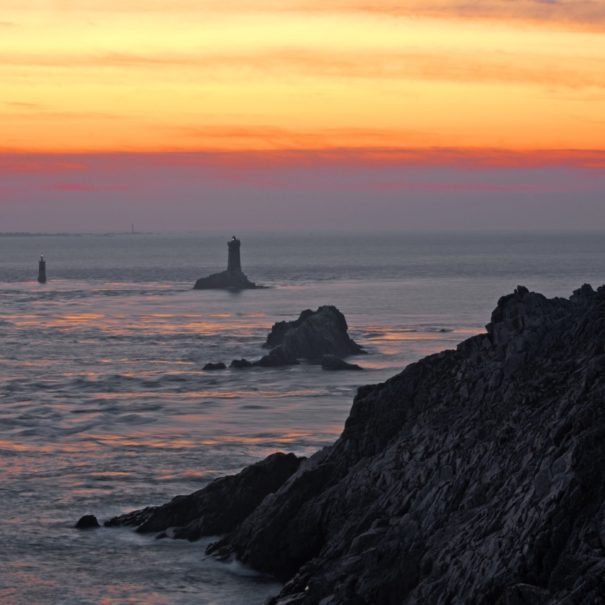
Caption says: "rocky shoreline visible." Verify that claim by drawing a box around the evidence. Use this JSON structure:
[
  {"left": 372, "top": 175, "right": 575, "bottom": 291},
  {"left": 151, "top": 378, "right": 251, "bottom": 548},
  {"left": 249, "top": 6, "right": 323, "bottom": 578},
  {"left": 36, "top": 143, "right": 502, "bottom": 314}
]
[{"left": 89, "top": 285, "right": 605, "bottom": 604}]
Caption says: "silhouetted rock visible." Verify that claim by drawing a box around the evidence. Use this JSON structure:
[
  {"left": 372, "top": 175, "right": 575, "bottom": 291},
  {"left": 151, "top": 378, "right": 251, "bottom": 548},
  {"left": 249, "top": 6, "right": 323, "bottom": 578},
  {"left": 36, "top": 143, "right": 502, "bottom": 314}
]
[
  {"left": 203, "top": 362, "right": 226, "bottom": 371},
  {"left": 218, "top": 307, "right": 364, "bottom": 371},
  {"left": 194, "top": 270, "right": 258, "bottom": 291},
  {"left": 193, "top": 236, "right": 261, "bottom": 291},
  {"left": 263, "top": 306, "right": 364, "bottom": 360},
  {"left": 230, "top": 359, "right": 254, "bottom": 369},
  {"left": 320, "top": 354, "right": 363, "bottom": 371},
  {"left": 256, "top": 347, "right": 299, "bottom": 368},
  {"left": 75, "top": 515, "right": 100, "bottom": 529},
  {"left": 105, "top": 453, "right": 303, "bottom": 540},
  {"left": 201, "top": 284, "right": 605, "bottom": 604}
]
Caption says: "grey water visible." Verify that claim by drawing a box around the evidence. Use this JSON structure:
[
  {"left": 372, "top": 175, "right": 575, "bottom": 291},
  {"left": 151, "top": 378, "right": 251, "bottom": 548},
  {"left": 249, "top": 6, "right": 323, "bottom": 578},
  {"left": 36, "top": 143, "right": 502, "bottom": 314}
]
[{"left": 1, "top": 231, "right": 604, "bottom": 604}]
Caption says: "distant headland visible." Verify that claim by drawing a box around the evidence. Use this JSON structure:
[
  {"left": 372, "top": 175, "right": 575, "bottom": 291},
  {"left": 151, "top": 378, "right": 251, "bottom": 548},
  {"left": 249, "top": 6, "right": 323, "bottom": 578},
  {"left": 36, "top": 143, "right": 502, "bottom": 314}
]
[{"left": 193, "top": 236, "right": 262, "bottom": 291}]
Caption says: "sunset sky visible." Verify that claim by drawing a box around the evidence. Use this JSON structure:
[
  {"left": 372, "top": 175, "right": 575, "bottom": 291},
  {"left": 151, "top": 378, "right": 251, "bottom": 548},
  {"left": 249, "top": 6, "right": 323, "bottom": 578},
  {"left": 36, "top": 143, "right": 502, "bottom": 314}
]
[{"left": 1, "top": 1, "right": 604, "bottom": 231}]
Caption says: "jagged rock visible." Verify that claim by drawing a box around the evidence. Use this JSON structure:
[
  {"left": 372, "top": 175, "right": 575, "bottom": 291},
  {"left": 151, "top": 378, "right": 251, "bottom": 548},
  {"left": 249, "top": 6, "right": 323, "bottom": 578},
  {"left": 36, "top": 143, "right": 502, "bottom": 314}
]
[
  {"left": 203, "top": 362, "right": 226, "bottom": 371},
  {"left": 230, "top": 358, "right": 254, "bottom": 369},
  {"left": 203, "top": 284, "right": 605, "bottom": 604},
  {"left": 263, "top": 306, "right": 364, "bottom": 360},
  {"left": 222, "top": 307, "right": 364, "bottom": 370},
  {"left": 320, "top": 354, "right": 363, "bottom": 371},
  {"left": 75, "top": 515, "right": 100, "bottom": 529},
  {"left": 104, "top": 506, "right": 155, "bottom": 529},
  {"left": 105, "top": 453, "right": 303, "bottom": 540}
]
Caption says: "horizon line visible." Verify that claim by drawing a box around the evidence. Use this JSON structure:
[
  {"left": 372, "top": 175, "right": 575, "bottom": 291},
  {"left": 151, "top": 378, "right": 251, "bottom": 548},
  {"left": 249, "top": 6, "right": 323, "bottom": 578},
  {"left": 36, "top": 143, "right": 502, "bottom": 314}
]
[{"left": 2, "top": 146, "right": 605, "bottom": 171}]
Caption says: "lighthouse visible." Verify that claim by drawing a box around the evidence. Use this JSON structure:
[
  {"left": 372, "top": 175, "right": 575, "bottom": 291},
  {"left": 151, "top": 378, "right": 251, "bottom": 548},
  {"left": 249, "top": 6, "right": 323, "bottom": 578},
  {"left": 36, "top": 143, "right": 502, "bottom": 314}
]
[
  {"left": 38, "top": 255, "right": 47, "bottom": 284},
  {"left": 227, "top": 236, "right": 242, "bottom": 273},
  {"left": 193, "top": 236, "right": 260, "bottom": 290}
]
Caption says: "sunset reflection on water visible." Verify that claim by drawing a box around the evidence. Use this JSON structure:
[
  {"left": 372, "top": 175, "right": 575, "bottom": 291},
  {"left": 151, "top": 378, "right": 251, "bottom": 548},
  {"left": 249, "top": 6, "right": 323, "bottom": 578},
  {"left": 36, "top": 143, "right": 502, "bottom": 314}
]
[
  {"left": 3, "top": 231, "right": 602, "bottom": 604},
  {"left": 0, "top": 274, "right": 480, "bottom": 604}
]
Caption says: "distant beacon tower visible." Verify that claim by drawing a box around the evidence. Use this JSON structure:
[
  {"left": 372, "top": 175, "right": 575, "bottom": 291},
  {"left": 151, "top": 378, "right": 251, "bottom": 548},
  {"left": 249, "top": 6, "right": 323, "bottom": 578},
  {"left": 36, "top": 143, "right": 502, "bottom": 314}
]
[
  {"left": 38, "top": 255, "right": 47, "bottom": 284},
  {"left": 227, "top": 236, "right": 242, "bottom": 273}
]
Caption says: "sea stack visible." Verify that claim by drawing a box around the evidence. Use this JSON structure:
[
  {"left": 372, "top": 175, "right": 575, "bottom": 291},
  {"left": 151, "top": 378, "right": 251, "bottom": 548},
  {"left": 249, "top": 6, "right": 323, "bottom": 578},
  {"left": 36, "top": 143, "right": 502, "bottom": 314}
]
[
  {"left": 37, "top": 255, "right": 47, "bottom": 284},
  {"left": 194, "top": 236, "right": 259, "bottom": 291}
]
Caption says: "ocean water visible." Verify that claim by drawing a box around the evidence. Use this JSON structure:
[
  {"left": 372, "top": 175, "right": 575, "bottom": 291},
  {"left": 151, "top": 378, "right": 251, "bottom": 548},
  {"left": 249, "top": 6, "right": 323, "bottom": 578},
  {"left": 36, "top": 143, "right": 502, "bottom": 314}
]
[{"left": 1, "top": 231, "right": 604, "bottom": 604}]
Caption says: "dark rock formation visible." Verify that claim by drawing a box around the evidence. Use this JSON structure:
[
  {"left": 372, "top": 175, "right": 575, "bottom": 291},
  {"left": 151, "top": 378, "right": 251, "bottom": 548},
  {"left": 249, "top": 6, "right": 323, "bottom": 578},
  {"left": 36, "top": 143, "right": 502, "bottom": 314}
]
[
  {"left": 256, "top": 347, "right": 300, "bottom": 368},
  {"left": 229, "top": 350, "right": 299, "bottom": 369},
  {"left": 226, "top": 306, "right": 363, "bottom": 369},
  {"left": 230, "top": 358, "right": 254, "bottom": 369},
  {"left": 75, "top": 515, "right": 99, "bottom": 529},
  {"left": 105, "top": 453, "right": 303, "bottom": 540},
  {"left": 201, "top": 284, "right": 605, "bottom": 604},
  {"left": 320, "top": 354, "right": 363, "bottom": 371},
  {"left": 194, "top": 236, "right": 260, "bottom": 291},
  {"left": 203, "top": 362, "right": 226, "bottom": 371},
  {"left": 194, "top": 270, "right": 257, "bottom": 291},
  {"left": 263, "top": 306, "right": 364, "bottom": 360}
]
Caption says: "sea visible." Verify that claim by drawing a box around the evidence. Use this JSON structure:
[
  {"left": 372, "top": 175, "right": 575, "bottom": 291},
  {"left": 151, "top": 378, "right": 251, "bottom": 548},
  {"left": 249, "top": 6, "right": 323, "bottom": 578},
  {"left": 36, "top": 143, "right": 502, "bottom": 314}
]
[{"left": 1, "top": 231, "right": 604, "bottom": 605}]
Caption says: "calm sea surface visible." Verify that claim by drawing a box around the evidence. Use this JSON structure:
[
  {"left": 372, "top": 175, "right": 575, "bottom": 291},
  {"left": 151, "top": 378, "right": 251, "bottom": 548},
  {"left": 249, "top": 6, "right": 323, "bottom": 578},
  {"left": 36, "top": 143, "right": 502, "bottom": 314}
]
[{"left": 1, "top": 231, "right": 604, "bottom": 604}]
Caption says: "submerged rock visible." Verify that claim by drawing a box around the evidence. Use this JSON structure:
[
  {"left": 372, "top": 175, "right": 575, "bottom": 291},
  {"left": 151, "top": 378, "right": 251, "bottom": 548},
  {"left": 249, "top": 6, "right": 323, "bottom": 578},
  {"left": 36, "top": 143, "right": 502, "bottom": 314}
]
[
  {"left": 230, "top": 358, "right": 254, "bottom": 369},
  {"left": 105, "top": 453, "right": 303, "bottom": 540},
  {"left": 263, "top": 306, "right": 364, "bottom": 360},
  {"left": 203, "top": 362, "right": 226, "bottom": 371},
  {"left": 320, "top": 354, "right": 363, "bottom": 371},
  {"left": 75, "top": 515, "right": 100, "bottom": 529},
  {"left": 202, "top": 284, "right": 605, "bottom": 604}
]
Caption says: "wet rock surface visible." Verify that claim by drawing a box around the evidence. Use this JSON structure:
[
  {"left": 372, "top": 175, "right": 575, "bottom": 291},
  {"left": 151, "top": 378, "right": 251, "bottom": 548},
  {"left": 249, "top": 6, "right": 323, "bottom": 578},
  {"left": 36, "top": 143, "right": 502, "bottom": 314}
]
[
  {"left": 105, "top": 453, "right": 303, "bottom": 539},
  {"left": 204, "top": 284, "right": 605, "bottom": 604},
  {"left": 75, "top": 515, "right": 100, "bottom": 529}
]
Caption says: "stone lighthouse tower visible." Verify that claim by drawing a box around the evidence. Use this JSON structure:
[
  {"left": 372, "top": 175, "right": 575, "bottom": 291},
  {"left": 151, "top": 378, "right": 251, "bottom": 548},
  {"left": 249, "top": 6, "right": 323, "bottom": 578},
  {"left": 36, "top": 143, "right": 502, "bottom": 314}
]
[
  {"left": 227, "top": 236, "right": 242, "bottom": 274},
  {"left": 193, "top": 235, "right": 259, "bottom": 290}
]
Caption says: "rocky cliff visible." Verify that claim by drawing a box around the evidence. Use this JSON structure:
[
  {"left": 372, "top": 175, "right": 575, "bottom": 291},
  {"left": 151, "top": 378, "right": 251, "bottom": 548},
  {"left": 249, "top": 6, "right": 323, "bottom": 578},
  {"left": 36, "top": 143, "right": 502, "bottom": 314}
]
[
  {"left": 210, "top": 284, "right": 605, "bottom": 604},
  {"left": 107, "top": 285, "right": 605, "bottom": 604}
]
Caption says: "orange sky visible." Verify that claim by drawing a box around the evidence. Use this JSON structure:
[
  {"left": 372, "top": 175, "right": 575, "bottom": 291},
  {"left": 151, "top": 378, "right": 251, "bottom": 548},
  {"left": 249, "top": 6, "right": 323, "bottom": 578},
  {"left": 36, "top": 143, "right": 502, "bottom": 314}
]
[{"left": 2, "top": 1, "right": 605, "bottom": 156}]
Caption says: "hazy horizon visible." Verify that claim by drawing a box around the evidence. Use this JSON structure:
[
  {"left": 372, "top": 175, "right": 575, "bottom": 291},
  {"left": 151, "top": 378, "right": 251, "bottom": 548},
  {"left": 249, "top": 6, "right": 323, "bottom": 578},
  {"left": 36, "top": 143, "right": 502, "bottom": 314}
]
[
  {"left": 2, "top": 155, "right": 604, "bottom": 232},
  {"left": 3, "top": 226, "right": 605, "bottom": 236}
]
